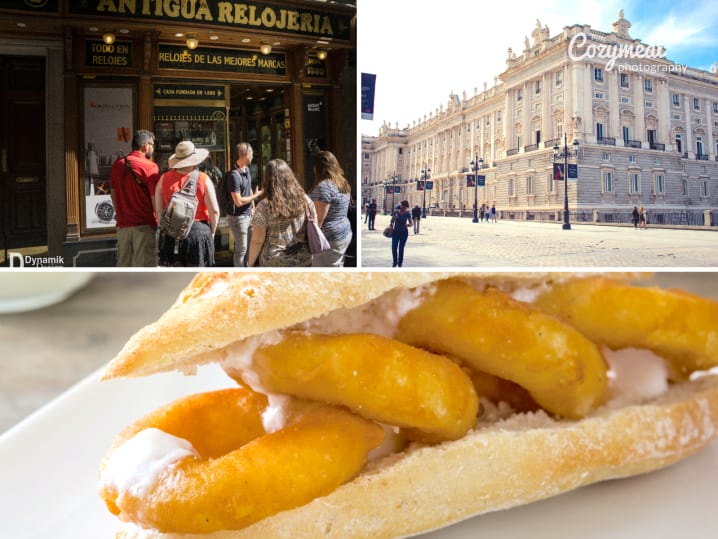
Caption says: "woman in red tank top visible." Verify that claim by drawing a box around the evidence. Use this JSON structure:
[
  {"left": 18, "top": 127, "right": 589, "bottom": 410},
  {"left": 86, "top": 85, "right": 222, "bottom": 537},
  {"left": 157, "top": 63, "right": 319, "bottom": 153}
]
[{"left": 154, "top": 141, "right": 220, "bottom": 266}]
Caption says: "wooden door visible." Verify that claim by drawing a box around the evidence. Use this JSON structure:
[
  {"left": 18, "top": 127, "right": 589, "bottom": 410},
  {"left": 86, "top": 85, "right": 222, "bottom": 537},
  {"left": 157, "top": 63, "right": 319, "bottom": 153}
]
[{"left": 0, "top": 56, "right": 47, "bottom": 250}]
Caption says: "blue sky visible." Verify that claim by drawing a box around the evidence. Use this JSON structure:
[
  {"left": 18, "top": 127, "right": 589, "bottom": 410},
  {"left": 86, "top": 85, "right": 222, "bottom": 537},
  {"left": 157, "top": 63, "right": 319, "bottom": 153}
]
[{"left": 359, "top": 0, "right": 718, "bottom": 136}]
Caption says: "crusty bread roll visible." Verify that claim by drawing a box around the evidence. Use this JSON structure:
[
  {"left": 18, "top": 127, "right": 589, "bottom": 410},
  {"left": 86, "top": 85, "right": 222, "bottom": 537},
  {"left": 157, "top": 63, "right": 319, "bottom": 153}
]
[{"left": 102, "top": 272, "right": 718, "bottom": 539}]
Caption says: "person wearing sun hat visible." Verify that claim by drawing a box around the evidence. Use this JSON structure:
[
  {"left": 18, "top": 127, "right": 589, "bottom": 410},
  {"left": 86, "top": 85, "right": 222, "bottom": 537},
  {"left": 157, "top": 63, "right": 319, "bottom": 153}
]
[{"left": 153, "top": 140, "right": 220, "bottom": 266}]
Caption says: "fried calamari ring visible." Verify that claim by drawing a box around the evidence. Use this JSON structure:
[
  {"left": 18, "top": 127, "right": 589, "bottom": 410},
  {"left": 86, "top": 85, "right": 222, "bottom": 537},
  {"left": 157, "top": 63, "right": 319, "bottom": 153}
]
[
  {"left": 396, "top": 280, "right": 609, "bottom": 419},
  {"left": 534, "top": 277, "right": 718, "bottom": 378},
  {"left": 100, "top": 388, "right": 383, "bottom": 534},
  {"left": 103, "top": 388, "right": 268, "bottom": 464},
  {"left": 237, "top": 333, "right": 479, "bottom": 443}
]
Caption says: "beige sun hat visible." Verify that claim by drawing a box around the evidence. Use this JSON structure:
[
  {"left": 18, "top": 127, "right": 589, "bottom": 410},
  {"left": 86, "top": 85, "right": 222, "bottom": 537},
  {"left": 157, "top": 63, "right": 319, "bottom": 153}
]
[{"left": 168, "top": 141, "right": 209, "bottom": 169}]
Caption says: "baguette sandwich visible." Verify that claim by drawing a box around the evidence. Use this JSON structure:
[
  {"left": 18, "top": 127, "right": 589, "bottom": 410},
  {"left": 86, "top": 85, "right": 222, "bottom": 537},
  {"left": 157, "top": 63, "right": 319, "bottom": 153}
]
[{"left": 99, "top": 272, "right": 718, "bottom": 538}]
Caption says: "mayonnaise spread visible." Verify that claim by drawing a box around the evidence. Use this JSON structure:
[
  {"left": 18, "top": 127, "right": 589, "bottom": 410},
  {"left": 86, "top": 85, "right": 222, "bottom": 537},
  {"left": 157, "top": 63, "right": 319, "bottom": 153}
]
[{"left": 101, "top": 428, "right": 197, "bottom": 497}]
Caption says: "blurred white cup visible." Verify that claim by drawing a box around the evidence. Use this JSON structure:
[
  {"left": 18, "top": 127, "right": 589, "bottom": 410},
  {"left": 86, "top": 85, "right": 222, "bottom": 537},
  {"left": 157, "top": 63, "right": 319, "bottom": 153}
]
[{"left": 0, "top": 273, "right": 94, "bottom": 313}]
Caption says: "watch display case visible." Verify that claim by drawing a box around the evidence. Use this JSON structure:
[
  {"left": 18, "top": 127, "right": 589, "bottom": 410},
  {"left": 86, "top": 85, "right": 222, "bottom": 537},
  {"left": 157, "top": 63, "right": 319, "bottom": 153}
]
[{"left": 153, "top": 112, "right": 226, "bottom": 172}]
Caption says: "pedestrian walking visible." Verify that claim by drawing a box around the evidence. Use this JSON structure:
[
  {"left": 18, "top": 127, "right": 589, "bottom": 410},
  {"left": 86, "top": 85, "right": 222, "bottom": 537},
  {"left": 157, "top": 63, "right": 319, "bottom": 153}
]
[
  {"left": 491, "top": 203, "right": 497, "bottom": 222},
  {"left": 367, "top": 198, "right": 378, "bottom": 230},
  {"left": 411, "top": 204, "right": 422, "bottom": 234},
  {"left": 632, "top": 206, "right": 639, "bottom": 229},
  {"left": 390, "top": 200, "right": 412, "bottom": 267},
  {"left": 639, "top": 207, "right": 647, "bottom": 229}
]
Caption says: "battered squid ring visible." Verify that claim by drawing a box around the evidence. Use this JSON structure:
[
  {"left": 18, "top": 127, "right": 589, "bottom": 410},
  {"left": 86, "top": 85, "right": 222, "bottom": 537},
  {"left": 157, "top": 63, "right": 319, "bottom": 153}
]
[
  {"left": 534, "top": 277, "right": 718, "bottom": 378},
  {"left": 99, "top": 388, "right": 383, "bottom": 534},
  {"left": 396, "top": 279, "right": 609, "bottom": 419},
  {"left": 240, "top": 333, "right": 480, "bottom": 443}
]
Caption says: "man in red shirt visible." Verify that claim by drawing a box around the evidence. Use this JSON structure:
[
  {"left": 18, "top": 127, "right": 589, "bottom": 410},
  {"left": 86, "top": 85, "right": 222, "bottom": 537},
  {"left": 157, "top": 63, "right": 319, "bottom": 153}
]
[{"left": 110, "top": 130, "right": 160, "bottom": 266}]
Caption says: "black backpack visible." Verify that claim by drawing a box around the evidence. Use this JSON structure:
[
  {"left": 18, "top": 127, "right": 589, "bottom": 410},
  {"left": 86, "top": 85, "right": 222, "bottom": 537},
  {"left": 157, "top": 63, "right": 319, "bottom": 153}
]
[
  {"left": 217, "top": 169, "right": 237, "bottom": 216},
  {"left": 160, "top": 169, "right": 199, "bottom": 253}
]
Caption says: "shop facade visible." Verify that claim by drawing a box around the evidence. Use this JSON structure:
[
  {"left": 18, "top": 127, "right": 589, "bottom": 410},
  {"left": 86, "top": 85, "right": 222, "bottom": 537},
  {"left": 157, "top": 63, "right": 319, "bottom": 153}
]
[{"left": 0, "top": 0, "right": 356, "bottom": 267}]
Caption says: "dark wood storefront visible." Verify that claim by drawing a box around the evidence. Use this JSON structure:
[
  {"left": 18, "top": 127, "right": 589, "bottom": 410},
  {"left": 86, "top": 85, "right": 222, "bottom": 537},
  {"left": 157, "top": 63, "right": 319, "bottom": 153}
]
[{"left": 0, "top": 1, "right": 356, "bottom": 267}]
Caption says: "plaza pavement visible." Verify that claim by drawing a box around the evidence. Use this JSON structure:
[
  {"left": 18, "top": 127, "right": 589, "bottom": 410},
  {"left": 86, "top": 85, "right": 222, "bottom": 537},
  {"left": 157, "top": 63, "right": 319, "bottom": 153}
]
[{"left": 360, "top": 214, "right": 718, "bottom": 268}]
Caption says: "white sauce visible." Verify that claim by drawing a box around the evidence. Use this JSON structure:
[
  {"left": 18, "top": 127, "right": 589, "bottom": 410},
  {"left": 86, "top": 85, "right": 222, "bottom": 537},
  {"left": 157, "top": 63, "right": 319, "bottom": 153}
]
[
  {"left": 295, "top": 284, "right": 434, "bottom": 339},
  {"left": 262, "top": 393, "right": 292, "bottom": 433},
  {"left": 368, "top": 424, "right": 406, "bottom": 461},
  {"left": 101, "top": 428, "right": 197, "bottom": 498},
  {"left": 603, "top": 347, "right": 669, "bottom": 402},
  {"left": 510, "top": 284, "right": 548, "bottom": 304}
]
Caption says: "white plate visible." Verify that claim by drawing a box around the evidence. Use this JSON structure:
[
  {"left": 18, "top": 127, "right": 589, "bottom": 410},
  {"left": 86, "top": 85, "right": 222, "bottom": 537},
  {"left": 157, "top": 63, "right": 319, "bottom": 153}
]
[{"left": 1, "top": 366, "right": 717, "bottom": 539}]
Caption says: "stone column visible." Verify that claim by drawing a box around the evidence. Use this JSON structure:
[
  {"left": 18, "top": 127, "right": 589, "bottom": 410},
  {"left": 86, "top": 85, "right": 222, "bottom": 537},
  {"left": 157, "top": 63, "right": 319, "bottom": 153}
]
[
  {"left": 705, "top": 97, "right": 714, "bottom": 159},
  {"left": 522, "top": 82, "right": 530, "bottom": 149},
  {"left": 503, "top": 88, "right": 512, "bottom": 157},
  {"left": 657, "top": 79, "right": 670, "bottom": 149},
  {"left": 607, "top": 68, "right": 621, "bottom": 140},
  {"left": 542, "top": 72, "right": 551, "bottom": 145},
  {"left": 633, "top": 74, "right": 646, "bottom": 147},
  {"left": 684, "top": 95, "right": 694, "bottom": 158}
]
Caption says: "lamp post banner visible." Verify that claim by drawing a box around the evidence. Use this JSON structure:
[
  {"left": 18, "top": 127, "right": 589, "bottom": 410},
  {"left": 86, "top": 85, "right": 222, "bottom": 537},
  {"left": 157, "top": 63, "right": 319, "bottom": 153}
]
[
  {"left": 361, "top": 73, "right": 376, "bottom": 120},
  {"left": 477, "top": 174, "right": 486, "bottom": 186},
  {"left": 425, "top": 181, "right": 433, "bottom": 190},
  {"left": 416, "top": 180, "right": 424, "bottom": 191},
  {"left": 553, "top": 163, "right": 565, "bottom": 180},
  {"left": 567, "top": 163, "right": 578, "bottom": 179},
  {"left": 466, "top": 175, "right": 475, "bottom": 188}
]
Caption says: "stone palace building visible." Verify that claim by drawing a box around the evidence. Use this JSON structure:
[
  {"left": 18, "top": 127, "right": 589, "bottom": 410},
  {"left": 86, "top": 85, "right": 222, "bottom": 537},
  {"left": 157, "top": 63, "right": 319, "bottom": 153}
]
[{"left": 362, "top": 12, "right": 718, "bottom": 227}]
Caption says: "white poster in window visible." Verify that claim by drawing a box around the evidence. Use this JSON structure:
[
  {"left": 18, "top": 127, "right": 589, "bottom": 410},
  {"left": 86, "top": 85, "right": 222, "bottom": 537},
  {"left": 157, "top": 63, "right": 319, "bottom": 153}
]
[{"left": 83, "top": 87, "right": 133, "bottom": 229}]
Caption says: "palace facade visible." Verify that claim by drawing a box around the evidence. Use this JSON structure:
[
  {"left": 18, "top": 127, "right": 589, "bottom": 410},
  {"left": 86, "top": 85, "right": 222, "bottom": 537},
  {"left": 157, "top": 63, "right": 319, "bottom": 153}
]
[{"left": 362, "top": 12, "right": 718, "bottom": 227}]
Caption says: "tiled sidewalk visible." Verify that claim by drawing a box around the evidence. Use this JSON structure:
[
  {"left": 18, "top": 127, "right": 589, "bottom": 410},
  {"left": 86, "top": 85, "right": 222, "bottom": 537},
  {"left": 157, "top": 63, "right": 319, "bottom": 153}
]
[{"left": 360, "top": 215, "right": 718, "bottom": 268}]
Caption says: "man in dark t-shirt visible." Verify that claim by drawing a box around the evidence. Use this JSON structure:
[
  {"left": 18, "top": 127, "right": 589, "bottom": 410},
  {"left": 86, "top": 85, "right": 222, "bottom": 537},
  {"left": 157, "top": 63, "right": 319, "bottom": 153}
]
[
  {"left": 227, "top": 142, "right": 263, "bottom": 266},
  {"left": 367, "top": 199, "right": 378, "bottom": 230},
  {"left": 411, "top": 205, "right": 422, "bottom": 234}
]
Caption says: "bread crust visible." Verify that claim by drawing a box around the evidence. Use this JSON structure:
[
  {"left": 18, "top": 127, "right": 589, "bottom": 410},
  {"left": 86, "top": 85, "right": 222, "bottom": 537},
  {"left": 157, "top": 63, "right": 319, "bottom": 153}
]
[
  {"left": 115, "top": 374, "right": 718, "bottom": 539},
  {"left": 103, "top": 271, "right": 643, "bottom": 380}
]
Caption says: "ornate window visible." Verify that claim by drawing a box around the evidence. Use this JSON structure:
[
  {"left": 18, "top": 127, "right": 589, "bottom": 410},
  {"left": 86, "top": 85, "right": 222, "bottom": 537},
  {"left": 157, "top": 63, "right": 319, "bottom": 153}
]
[{"left": 603, "top": 171, "right": 613, "bottom": 192}]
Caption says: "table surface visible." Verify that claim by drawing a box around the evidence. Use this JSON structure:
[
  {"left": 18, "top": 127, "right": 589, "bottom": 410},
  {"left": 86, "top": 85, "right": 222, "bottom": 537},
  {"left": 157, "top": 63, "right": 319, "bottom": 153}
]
[
  {"left": 0, "top": 272, "right": 194, "bottom": 434},
  {"left": 1, "top": 271, "right": 717, "bottom": 434}
]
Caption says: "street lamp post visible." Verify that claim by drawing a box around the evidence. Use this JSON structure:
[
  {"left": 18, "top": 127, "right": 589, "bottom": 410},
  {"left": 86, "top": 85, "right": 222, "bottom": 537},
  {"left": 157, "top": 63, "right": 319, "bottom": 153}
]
[
  {"left": 382, "top": 178, "right": 389, "bottom": 215},
  {"left": 470, "top": 154, "right": 483, "bottom": 223},
  {"left": 553, "top": 134, "right": 579, "bottom": 230},
  {"left": 391, "top": 172, "right": 398, "bottom": 211},
  {"left": 421, "top": 164, "right": 431, "bottom": 218}
]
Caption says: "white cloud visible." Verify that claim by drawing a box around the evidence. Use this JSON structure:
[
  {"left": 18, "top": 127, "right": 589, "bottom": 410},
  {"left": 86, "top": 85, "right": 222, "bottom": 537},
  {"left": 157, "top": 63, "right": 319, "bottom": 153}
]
[{"left": 360, "top": 0, "right": 627, "bottom": 135}]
